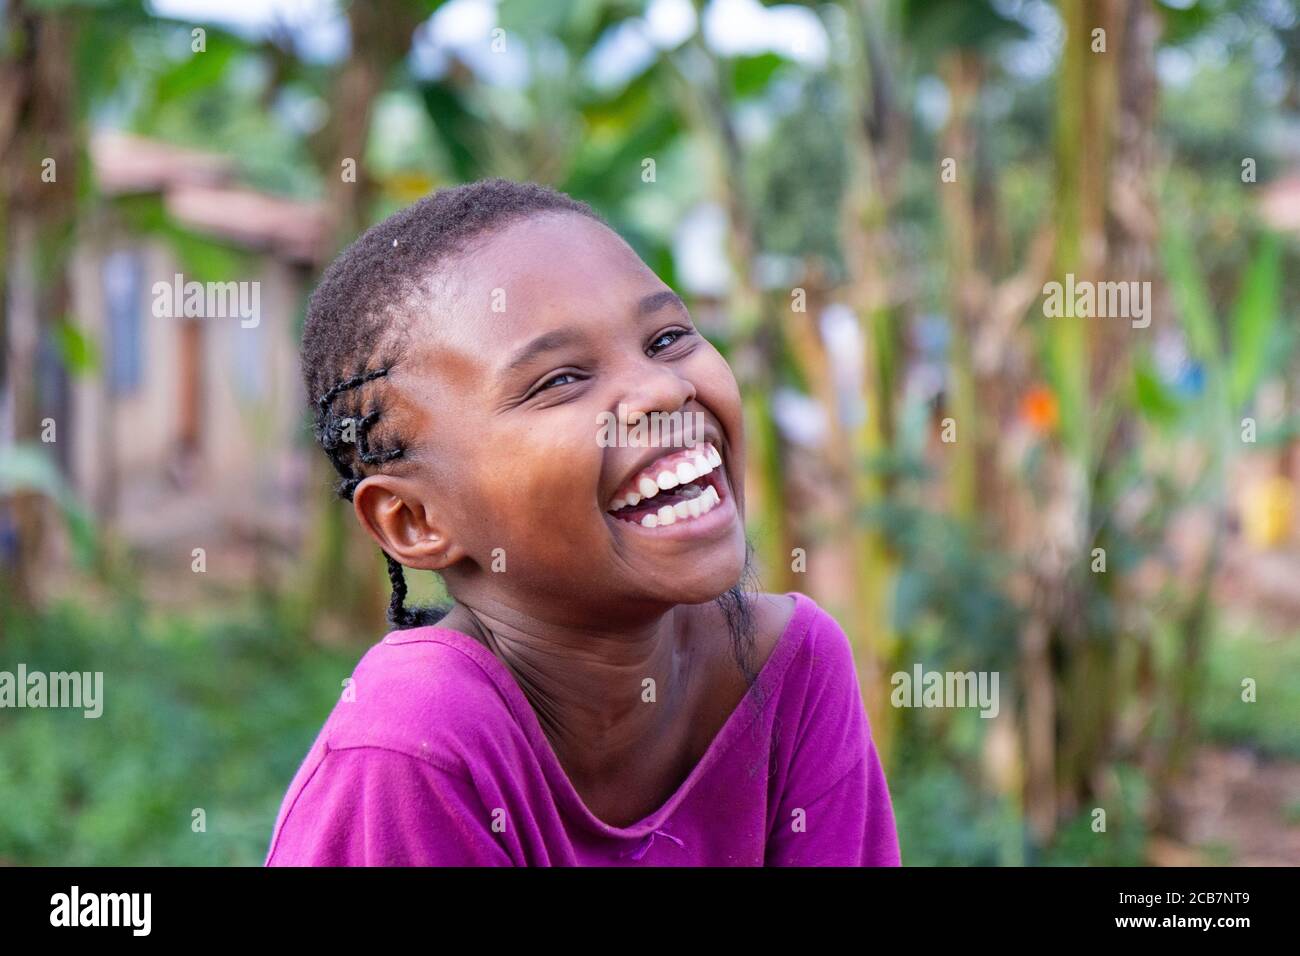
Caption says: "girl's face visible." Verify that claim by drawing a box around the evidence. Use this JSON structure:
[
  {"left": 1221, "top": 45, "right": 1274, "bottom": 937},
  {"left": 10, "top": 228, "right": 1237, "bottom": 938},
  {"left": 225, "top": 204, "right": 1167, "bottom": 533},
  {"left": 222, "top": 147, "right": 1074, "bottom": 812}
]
[{"left": 381, "top": 211, "right": 748, "bottom": 622}]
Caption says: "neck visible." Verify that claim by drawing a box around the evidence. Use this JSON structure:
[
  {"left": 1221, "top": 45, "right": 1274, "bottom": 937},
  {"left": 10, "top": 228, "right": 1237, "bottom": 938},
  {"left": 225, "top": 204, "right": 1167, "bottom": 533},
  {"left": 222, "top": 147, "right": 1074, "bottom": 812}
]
[{"left": 441, "top": 595, "right": 699, "bottom": 787}]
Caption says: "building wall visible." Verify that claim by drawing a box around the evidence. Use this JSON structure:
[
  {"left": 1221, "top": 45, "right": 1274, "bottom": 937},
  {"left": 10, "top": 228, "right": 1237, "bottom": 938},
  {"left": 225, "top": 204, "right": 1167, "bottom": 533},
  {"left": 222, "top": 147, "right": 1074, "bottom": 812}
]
[
  {"left": 70, "top": 238, "right": 182, "bottom": 518},
  {"left": 202, "top": 257, "right": 309, "bottom": 511},
  {"left": 69, "top": 236, "right": 310, "bottom": 544}
]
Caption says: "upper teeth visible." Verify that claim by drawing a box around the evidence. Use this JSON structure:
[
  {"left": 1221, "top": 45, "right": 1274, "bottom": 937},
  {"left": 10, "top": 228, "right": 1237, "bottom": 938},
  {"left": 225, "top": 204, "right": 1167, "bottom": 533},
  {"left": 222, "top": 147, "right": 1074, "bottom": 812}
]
[{"left": 609, "top": 443, "right": 723, "bottom": 512}]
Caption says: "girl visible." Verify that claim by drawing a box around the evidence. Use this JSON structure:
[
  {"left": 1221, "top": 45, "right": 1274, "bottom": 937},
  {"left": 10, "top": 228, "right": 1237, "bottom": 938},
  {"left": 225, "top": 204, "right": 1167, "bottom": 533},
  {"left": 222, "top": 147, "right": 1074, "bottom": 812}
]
[{"left": 265, "top": 180, "right": 900, "bottom": 866}]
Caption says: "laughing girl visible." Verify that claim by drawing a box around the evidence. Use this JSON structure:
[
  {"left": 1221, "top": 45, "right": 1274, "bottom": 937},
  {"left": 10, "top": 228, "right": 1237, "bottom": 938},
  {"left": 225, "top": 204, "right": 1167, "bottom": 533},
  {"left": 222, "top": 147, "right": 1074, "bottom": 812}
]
[{"left": 265, "top": 180, "right": 900, "bottom": 866}]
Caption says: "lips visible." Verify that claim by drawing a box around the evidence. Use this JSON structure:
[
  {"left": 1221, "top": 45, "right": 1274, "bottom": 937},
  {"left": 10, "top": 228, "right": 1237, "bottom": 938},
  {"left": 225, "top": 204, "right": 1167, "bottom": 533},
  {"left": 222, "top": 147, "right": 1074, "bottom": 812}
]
[{"left": 606, "top": 442, "right": 727, "bottom": 529}]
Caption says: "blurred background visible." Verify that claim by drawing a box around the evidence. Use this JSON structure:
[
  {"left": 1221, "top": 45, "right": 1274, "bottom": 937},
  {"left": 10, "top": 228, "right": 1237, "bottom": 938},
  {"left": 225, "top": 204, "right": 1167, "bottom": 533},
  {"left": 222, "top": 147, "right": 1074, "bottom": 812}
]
[{"left": 1, "top": 0, "right": 1298, "bottom": 866}]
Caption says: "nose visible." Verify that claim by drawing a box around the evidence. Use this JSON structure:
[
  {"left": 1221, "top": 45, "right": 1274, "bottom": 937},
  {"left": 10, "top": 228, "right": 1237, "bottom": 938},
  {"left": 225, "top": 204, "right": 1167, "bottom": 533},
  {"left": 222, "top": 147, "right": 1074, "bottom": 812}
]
[{"left": 617, "top": 361, "right": 697, "bottom": 432}]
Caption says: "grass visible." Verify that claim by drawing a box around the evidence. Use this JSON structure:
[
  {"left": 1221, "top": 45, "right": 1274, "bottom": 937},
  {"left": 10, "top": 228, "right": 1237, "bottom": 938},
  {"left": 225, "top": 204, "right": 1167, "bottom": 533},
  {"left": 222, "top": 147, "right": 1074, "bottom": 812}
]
[
  {"left": 1197, "top": 616, "right": 1300, "bottom": 759},
  {"left": 0, "top": 595, "right": 358, "bottom": 865}
]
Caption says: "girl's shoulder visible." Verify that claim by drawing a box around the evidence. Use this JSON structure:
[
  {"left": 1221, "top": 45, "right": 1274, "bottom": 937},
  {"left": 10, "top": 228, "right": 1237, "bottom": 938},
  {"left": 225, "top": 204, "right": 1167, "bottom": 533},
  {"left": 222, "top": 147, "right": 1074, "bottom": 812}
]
[
  {"left": 755, "top": 591, "right": 855, "bottom": 670},
  {"left": 697, "top": 590, "right": 859, "bottom": 708},
  {"left": 758, "top": 591, "right": 864, "bottom": 704},
  {"left": 758, "top": 593, "right": 878, "bottom": 799},
  {"left": 753, "top": 590, "right": 798, "bottom": 641},
  {"left": 319, "top": 625, "right": 530, "bottom": 775}
]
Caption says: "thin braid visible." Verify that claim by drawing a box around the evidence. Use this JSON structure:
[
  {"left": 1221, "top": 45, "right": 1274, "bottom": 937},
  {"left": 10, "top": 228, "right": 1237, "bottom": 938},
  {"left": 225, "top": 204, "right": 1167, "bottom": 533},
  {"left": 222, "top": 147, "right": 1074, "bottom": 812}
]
[
  {"left": 355, "top": 411, "right": 404, "bottom": 466},
  {"left": 314, "top": 367, "right": 399, "bottom": 498},
  {"left": 315, "top": 364, "right": 443, "bottom": 629},
  {"left": 316, "top": 367, "right": 390, "bottom": 414},
  {"left": 384, "top": 553, "right": 411, "bottom": 627}
]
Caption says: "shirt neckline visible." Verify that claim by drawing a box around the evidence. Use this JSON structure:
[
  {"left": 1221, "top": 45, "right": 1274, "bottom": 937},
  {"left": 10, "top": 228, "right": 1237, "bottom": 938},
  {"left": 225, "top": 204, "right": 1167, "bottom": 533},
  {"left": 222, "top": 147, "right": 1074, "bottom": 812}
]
[{"left": 387, "top": 591, "right": 818, "bottom": 840}]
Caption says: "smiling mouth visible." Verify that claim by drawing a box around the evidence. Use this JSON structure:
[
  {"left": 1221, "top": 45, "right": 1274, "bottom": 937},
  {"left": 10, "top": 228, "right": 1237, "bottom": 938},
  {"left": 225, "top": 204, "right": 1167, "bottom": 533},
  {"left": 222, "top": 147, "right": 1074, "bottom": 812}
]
[{"left": 606, "top": 442, "right": 727, "bottom": 529}]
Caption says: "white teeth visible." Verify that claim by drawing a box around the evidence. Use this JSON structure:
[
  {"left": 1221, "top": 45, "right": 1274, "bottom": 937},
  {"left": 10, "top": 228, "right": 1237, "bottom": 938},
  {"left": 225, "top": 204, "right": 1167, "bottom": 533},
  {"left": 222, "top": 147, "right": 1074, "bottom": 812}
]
[
  {"left": 621, "top": 477, "right": 724, "bottom": 529},
  {"left": 613, "top": 446, "right": 723, "bottom": 521}
]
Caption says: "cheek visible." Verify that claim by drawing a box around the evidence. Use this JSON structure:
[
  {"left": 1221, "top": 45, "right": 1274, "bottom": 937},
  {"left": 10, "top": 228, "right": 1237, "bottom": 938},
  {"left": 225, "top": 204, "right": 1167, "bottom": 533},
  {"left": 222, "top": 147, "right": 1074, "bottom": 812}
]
[
  {"left": 695, "top": 347, "right": 744, "bottom": 436},
  {"left": 461, "top": 417, "right": 606, "bottom": 547}
]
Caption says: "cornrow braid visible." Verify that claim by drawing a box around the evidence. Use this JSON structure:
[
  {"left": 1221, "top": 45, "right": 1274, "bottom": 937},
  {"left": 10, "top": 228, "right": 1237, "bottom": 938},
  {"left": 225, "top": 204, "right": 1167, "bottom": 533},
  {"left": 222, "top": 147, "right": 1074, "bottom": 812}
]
[
  {"left": 316, "top": 368, "right": 394, "bottom": 493},
  {"left": 316, "top": 366, "right": 391, "bottom": 414},
  {"left": 302, "top": 180, "right": 604, "bottom": 630},
  {"left": 312, "top": 363, "right": 441, "bottom": 627}
]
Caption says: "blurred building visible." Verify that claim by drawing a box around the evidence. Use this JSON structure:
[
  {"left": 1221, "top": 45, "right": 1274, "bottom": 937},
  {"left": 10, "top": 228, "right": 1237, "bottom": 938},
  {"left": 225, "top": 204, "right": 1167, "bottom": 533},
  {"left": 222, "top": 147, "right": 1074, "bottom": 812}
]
[{"left": 67, "top": 131, "right": 328, "bottom": 558}]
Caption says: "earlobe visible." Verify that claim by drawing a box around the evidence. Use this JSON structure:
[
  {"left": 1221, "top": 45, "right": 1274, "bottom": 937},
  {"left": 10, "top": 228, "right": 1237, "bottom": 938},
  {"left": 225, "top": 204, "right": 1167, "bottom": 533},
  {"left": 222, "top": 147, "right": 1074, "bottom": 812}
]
[{"left": 352, "top": 475, "right": 462, "bottom": 571}]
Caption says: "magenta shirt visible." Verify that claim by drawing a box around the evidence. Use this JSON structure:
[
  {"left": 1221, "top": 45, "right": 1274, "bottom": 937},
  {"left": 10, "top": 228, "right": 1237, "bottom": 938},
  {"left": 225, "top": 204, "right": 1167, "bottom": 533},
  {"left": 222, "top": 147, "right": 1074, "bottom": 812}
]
[{"left": 265, "top": 591, "right": 900, "bottom": 866}]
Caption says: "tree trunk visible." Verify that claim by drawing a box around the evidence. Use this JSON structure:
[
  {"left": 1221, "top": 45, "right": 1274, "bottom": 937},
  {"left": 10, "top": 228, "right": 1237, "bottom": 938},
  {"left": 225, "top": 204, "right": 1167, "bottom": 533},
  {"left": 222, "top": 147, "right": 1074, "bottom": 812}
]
[
  {"left": 0, "top": 2, "right": 79, "bottom": 611},
  {"left": 301, "top": 0, "right": 423, "bottom": 640}
]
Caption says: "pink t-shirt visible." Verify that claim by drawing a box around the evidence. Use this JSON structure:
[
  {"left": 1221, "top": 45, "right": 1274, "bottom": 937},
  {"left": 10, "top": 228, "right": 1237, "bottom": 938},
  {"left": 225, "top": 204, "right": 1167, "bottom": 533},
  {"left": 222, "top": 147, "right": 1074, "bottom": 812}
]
[{"left": 265, "top": 591, "right": 900, "bottom": 866}]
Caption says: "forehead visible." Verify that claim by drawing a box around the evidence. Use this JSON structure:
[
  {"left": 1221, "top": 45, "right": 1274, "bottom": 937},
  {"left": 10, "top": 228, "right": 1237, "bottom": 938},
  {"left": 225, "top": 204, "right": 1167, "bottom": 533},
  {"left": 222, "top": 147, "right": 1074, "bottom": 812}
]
[
  {"left": 459, "top": 211, "right": 653, "bottom": 310},
  {"left": 412, "top": 211, "right": 666, "bottom": 364}
]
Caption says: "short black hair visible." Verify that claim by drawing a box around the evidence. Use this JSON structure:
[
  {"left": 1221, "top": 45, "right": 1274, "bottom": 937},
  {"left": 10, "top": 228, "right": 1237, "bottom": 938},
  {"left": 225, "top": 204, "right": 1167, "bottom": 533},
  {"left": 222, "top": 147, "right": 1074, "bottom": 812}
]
[{"left": 302, "top": 179, "right": 601, "bottom": 627}]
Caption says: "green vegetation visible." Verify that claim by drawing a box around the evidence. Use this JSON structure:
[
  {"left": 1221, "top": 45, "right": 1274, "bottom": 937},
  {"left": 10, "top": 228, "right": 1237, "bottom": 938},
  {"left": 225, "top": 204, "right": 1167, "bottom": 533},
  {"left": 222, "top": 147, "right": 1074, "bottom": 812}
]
[{"left": 0, "top": 596, "right": 354, "bottom": 866}]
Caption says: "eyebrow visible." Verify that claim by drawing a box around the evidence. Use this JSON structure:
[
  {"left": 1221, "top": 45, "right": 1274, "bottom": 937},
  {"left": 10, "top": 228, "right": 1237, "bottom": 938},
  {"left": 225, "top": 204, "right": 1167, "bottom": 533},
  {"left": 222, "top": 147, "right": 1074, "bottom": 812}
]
[
  {"left": 503, "top": 327, "right": 587, "bottom": 375},
  {"left": 638, "top": 290, "right": 688, "bottom": 316}
]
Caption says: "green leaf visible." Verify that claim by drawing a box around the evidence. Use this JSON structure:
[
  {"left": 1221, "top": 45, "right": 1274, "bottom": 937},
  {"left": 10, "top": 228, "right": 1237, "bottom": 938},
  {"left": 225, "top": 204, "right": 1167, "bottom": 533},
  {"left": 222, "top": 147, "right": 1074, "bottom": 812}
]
[
  {"left": 24, "top": 0, "right": 118, "bottom": 9},
  {"left": 112, "top": 194, "right": 253, "bottom": 282},
  {"left": 0, "top": 444, "right": 98, "bottom": 568},
  {"left": 563, "top": 105, "right": 680, "bottom": 207},
  {"left": 1133, "top": 355, "right": 1183, "bottom": 427},
  {"left": 1160, "top": 230, "right": 1222, "bottom": 369},
  {"left": 1157, "top": 0, "right": 1217, "bottom": 46},
  {"left": 1228, "top": 233, "right": 1281, "bottom": 409},
  {"left": 151, "top": 33, "right": 241, "bottom": 109},
  {"left": 901, "top": 0, "right": 1029, "bottom": 57},
  {"left": 54, "top": 319, "right": 101, "bottom": 377},
  {"left": 418, "top": 81, "right": 486, "bottom": 182},
  {"left": 730, "top": 53, "right": 786, "bottom": 99},
  {"left": 497, "top": 0, "right": 577, "bottom": 36}
]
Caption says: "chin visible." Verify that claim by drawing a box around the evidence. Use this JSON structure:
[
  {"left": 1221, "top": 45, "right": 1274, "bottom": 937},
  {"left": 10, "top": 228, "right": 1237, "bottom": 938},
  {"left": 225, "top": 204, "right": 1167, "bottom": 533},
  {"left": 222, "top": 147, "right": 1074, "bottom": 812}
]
[{"left": 644, "top": 529, "right": 749, "bottom": 607}]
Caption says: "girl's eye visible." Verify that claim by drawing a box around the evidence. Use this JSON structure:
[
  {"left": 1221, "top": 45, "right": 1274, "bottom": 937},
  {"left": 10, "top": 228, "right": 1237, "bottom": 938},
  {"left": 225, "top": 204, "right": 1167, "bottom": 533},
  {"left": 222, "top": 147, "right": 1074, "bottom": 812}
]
[
  {"left": 648, "top": 329, "right": 692, "bottom": 356},
  {"left": 536, "top": 372, "right": 579, "bottom": 392}
]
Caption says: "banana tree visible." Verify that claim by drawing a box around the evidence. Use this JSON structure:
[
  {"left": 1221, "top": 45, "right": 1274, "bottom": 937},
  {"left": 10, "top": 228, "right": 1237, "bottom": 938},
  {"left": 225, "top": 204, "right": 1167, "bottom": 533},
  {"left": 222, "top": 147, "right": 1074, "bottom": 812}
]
[{"left": 1141, "top": 228, "right": 1285, "bottom": 830}]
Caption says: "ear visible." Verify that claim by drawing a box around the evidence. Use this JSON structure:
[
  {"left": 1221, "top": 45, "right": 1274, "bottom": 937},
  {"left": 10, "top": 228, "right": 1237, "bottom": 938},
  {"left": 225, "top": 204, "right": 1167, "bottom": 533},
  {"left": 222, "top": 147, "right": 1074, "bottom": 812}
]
[{"left": 352, "top": 474, "right": 464, "bottom": 571}]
